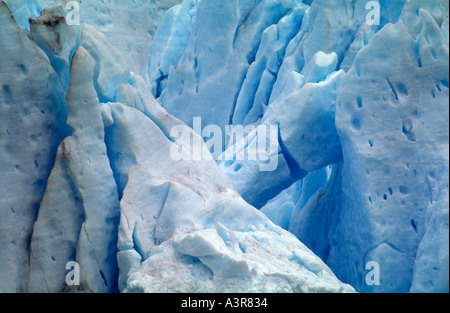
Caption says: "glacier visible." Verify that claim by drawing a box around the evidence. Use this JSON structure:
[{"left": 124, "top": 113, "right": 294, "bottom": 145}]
[
  {"left": 3, "top": 0, "right": 183, "bottom": 73},
  {"left": 0, "top": 0, "right": 448, "bottom": 294}
]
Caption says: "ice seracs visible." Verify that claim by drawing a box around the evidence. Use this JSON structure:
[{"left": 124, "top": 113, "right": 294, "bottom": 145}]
[
  {"left": 28, "top": 46, "right": 120, "bottom": 293},
  {"left": 0, "top": 0, "right": 448, "bottom": 293},
  {"left": 332, "top": 8, "right": 449, "bottom": 292},
  {"left": 146, "top": 0, "right": 308, "bottom": 133},
  {"left": 105, "top": 100, "right": 353, "bottom": 292},
  {"left": 0, "top": 1, "right": 68, "bottom": 292}
]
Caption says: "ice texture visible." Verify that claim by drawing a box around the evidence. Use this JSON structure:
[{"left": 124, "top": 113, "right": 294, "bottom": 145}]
[
  {"left": 0, "top": 0, "right": 448, "bottom": 294},
  {"left": 28, "top": 46, "right": 120, "bottom": 293},
  {"left": 143, "top": 0, "right": 448, "bottom": 292},
  {"left": 29, "top": 5, "right": 77, "bottom": 92},
  {"left": 107, "top": 103, "right": 353, "bottom": 292},
  {"left": 4, "top": 0, "right": 182, "bottom": 73},
  {"left": 0, "top": 1, "right": 69, "bottom": 292},
  {"left": 145, "top": 0, "right": 308, "bottom": 132},
  {"left": 331, "top": 7, "right": 449, "bottom": 293}
]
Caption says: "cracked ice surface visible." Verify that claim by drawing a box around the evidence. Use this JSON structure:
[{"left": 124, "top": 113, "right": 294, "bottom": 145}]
[{"left": 0, "top": 0, "right": 448, "bottom": 293}]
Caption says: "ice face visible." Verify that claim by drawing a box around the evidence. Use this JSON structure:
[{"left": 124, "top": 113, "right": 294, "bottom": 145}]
[
  {"left": 332, "top": 8, "right": 449, "bottom": 293},
  {"left": 29, "top": 6, "right": 78, "bottom": 92},
  {"left": 146, "top": 0, "right": 307, "bottom": 133},
  {"left": 4, "top": 0, "right": 183, "bottom": 73},
  {"left": 28, "top": 46, "right": 120, "bottom": 293},
  {"left": 0, "top": 0, "right": 448, "bottom": 293},
  {"left": 0, "top": 2, "right": 69, "bottom": 292}
]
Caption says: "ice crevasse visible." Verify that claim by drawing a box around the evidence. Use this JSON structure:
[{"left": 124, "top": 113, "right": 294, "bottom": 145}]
[{"left": 0, "top": 0, "right": 448, "bottom": 293}]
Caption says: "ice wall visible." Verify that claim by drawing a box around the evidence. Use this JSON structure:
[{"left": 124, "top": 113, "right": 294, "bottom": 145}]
[
  {"left": 143, "top": 0, "right": 449, "bottom": 292},
  {"left": 3, "top": 0, "right": 182, "bottom": 73},
  {"left": 0, "top": 0, "right": 448, "bottom": 293},
  {"left": 0, "top": 1, "right": 69, "bottom": 292},
  {"left": 0, "top": 0, "right": 354, "bottom": 293}
]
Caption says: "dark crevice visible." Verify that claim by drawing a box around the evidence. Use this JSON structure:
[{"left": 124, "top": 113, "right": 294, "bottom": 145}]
[{"left": 386, "top": 77, "right": 399, "bottom": 101}]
